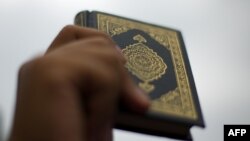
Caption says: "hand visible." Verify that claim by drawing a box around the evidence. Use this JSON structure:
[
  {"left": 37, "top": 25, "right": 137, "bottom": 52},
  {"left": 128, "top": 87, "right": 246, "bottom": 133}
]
[{"left": 9, "top": 25, "right": 150, "bottom": 141}]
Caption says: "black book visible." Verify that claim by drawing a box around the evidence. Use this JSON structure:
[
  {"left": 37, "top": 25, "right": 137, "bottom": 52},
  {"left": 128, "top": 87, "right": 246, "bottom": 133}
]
[{"left": 74, "top": 11, "right": 205, "bottom": 140}]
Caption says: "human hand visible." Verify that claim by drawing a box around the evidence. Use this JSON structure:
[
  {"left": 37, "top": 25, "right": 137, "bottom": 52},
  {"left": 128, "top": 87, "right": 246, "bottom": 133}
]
[{"left": 9, "top": 25, "right": 150, "bottom": 141}]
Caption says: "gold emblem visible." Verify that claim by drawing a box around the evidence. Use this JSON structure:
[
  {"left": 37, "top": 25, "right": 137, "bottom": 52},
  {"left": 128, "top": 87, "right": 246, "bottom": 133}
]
[{"left": 122, "top": 35, "right": 167, "bottom": 93}]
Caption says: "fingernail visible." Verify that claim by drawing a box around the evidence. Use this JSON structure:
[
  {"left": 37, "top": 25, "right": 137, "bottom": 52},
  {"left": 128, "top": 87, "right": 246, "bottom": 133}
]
[
  {"left": 135, "top": 87, "right": 150, "bottom": 108},
  {"left": 115, "top": 45, "right": 122, "bottom": 54},
  {"left": 115, "top": 46, "right": 126, "bottom": 64}
]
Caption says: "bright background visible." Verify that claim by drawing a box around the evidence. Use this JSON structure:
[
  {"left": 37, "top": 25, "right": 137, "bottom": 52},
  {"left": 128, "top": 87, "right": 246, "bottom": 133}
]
[{"left": 0, "top": 0, "right": 250, "bottom": 141}]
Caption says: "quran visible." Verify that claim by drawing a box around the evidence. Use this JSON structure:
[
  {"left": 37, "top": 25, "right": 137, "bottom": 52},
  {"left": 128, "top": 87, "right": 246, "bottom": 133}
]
[{"left": 74, "top": 11, "right": 205, "bottom": 140}]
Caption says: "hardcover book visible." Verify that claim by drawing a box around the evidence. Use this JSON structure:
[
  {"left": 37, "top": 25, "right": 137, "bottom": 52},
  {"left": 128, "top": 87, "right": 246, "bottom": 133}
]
[{"left": 74, "top": 11, "right": 205, "bottom": 140}]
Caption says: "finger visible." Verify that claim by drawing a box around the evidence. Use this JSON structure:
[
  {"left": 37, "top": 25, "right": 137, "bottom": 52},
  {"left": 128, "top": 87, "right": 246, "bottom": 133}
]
[
  {"left": 46, "top": 46, "right": 122, "bottom": 141},
  {"left": 12, "top": 58, "right": 87, "bottom": 141},
  {"left": 46, "top": 37, "right": 125, "bottom": 64},
  {"left": 61, "top": 38, "right": 149, "bottom": 113},
  {"left": 120, "top": 69, "right": 150, "bottom": 113},
  {"left": 19, "top": 53, "right": 121, "bottom": 141},
  {"left": 46, "top": 25, "right": 114, "bottom": 53},
  {"left": 86, "top": 91, "right": 116, "bottom": 141},
  {"left": 78, "top": 60, "right": 120, "bottom": 141},
  {"left": 75, "top": 38, "right": 125, "bottom": 64}
]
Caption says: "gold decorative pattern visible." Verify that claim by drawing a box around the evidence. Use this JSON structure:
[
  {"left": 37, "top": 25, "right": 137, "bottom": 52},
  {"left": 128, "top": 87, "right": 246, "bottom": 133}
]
[
  {"left": 133, "top": 34, "right": 147, "bottom": 43},
  {"left": 97, "top": 13, "right": 198, "bottom": 120},
  {"left": 106, "top": 21, "right": 129, "bottom": 36},
  {"left": 122, "top": 34, "right": 167, "bottom": 93}
]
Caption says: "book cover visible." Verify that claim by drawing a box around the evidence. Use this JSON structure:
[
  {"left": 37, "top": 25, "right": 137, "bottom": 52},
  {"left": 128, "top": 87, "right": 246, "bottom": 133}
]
[{"left": 75, "top": 11, "right": 205, "bottom": 140}]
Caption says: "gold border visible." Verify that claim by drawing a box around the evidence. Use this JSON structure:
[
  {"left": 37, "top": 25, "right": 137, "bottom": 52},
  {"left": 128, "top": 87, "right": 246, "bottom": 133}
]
[{"left": 97, "top": 13, "right": 197, "bottom": 120}]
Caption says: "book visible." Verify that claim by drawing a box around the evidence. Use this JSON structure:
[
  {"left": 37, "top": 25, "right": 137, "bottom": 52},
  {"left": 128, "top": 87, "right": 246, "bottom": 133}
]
[{"left": 74, "top": 11, "right": 205, "bottom": 140}]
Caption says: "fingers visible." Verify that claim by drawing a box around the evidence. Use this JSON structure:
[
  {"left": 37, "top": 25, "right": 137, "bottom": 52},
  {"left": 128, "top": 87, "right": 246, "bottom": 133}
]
[
  {"left": 11, "top": 25, "right": 150, "bottom": 141},
  {"left": 46, "top": 27, "right": 148, "bottom": 113},
  {"left": 45, "top": 26, "right": 150, "bottom": 141},
  {"left": 46, "top": 25, "right": 115, "bottom": 53},
  {"left": 67, "top": 37, "right": 125, "bottom": 63},
  {"left": 70, "top": 55, "right": 121, "bottom": 141},
  {"left": 48, "top": 42, "right": 123, "bottom": 141},
  {"left": 14, "top": 51, "right": 121, "bottom": 141}
]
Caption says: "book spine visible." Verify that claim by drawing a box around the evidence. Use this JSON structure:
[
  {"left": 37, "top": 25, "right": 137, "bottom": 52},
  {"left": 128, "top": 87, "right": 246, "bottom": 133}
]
[
  {"left": 74, "top": 11, "right": 89, "bottom": 27},
  {"left": 87, "top": 12, "right": 95, "bottom": 28}
]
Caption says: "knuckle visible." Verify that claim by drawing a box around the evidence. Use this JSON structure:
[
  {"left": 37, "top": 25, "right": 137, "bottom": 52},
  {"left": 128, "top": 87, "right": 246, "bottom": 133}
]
[
  {"left": 97, "top": 49, "right": 121, "bottom": 65},
  {"left": 19, "top": 57, "right": 64, "bottom": 86},
  {"left": 96, "top": 47, "right": 125, "bottom": 69},
  {"left": 94, "top": 36, "right": 111, "bottom": 45},
  {"left": 99, "top": 66, "right": 120, "bottom": 88},
  {"left": 94, "top": 33, "right": 115, "bottom": 45},
  {"left": 84, "top": 36, "right": 115, "bottom": 50},
  {"left": 18, "top": 57, "right": 43, "bottom": 78},
  {"left": 108, "top": 52, "right": 121, "bottom": 64},
  {"left": 96, "top": 31, "right": 110, "bottom": 38},
  {"left": 95, "top": 35, "right": 113, "bottom": 45},
  {"left": 60, "top": 25, "right": 77, "bottom": 35},
  {"left": 18, "top": 57, "right": 71, "bottom": 99}
]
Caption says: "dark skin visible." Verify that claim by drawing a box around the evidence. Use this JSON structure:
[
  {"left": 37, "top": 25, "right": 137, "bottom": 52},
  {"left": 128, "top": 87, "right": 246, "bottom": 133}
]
[{"left": 9, "top": 25, "right": 150, "bottom": 141}]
